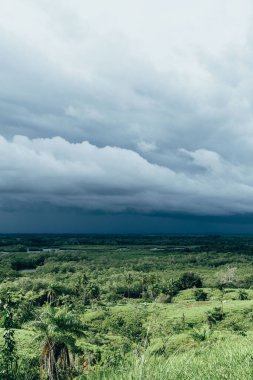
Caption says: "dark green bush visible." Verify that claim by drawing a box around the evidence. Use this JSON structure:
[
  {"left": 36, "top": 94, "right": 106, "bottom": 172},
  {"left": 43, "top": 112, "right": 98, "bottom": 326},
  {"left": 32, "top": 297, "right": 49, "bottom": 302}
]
[
  {"left": 194, "top": 289, "right": 208, "bottom": 301},
  {"left": 238, "top": 290, "right": 249, "bottom": 300},
  {"left": 178, "top": 272, "right": 203, "bottom": 290},
  {"left": 206, "top": 307, "right": 224, "bottom": 325}
]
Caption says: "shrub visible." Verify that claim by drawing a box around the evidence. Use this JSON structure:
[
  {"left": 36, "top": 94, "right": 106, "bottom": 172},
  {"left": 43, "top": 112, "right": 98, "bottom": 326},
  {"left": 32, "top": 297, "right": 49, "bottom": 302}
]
[
  {"left": 206, "top": 307, "right": 224, "bottom": 326},
  {"left": 225, "top": 319, "right": 247, "bottom": 336},
  {"left": 103, "top": 311, "right": 147, "bottom": 343},
  {"left": 177, "top": 272, "right": 202, "bottom": 290},
  {"left": 238, "top": 290, "right": 249, "bottom": 300},
  {"left": 191, "top": 326, "right": 212, "bottom": 342},
  {"left": 194, "top": 289, "right": 208, "bottom": 301}
]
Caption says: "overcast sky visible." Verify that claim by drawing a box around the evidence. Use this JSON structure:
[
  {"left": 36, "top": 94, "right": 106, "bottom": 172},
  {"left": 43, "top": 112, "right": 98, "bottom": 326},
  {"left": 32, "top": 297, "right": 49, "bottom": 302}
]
[{"left": 1, "top": 0, "right": 253, "bottom": 233}]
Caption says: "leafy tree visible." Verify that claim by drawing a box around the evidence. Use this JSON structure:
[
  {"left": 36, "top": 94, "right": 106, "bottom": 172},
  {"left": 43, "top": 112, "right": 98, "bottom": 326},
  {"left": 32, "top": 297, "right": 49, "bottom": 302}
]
[
  {"left": 164, "top": 279, "right": 180, "bottom": 301},
  {"left": 46, "top": 283, "right": 66, "bottom": 306},
  {"left": 31, "top": 306, "right": 86, "bottom": 379},
  {"left": 0, "top": 294, "right": 18, "bottom": 380},
  {"left": 103, "top": 310, "right": 147, "bottom": 343},
  {"left": 75, "top": 273, "right": 89, "bottom": 296},
  {"left": 124, "top": 273, "right": 134, "bottom": 299},
  {"left": 177, "top": 272, "right": 202, "bottom": 290},
  {"left": 83, "top": 283, "right": 100, "bottom": 306}
]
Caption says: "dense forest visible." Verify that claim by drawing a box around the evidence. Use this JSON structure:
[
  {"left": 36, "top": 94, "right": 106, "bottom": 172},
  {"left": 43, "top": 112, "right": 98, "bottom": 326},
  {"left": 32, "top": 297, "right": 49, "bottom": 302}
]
[{"left": 1, "top": 234, "right": 253, "bottom": 379}]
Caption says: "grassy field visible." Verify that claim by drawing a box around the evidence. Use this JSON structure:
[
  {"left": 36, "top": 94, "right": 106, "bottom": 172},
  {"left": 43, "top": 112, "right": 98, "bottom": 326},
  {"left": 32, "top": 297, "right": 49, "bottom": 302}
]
[{"left": 86, "top": 336, "right": 253, "bottom": 380}]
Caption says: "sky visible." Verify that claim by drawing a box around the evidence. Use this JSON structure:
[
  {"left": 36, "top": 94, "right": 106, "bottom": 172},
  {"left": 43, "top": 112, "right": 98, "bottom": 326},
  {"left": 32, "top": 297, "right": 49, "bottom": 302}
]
[{"left": 1, "top": 0, "right": 253, "bottom": 233}]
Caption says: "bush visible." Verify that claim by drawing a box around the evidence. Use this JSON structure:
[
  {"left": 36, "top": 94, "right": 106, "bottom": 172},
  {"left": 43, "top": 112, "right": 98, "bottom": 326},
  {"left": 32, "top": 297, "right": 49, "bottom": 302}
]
[
  {"left": 103, "top": 311, "right": 147, "bottom": 343},
  {"left": 194, "top": 289, "right": 208, "bottom": 301},
  {"left": 191, "top": 326, "right": 212, "bottom": 341},
  {"left": 177, "top": 272, "right": 203, "bottom": 290},
  {"left": 206, "top": 307, "right": 224, "bottom": 326},
  {"left": 223, "top": 319, "right": 247, "bottom": 336},
  {"left": 238, "top": 290, "right": 249, "bottom": 300}
]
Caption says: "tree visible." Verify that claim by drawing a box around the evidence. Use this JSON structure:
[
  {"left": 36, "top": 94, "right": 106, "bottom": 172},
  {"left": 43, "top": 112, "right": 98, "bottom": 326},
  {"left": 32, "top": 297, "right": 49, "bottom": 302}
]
[
  {"left": 83, "top": 282, "right": 100, "bottom": 306},
  {"left": 177, "top": 272, "right": 202, "bottom": 290},
  {"left": 46, "top": 283, "right": 65, "bottom": 306},
  {"left": 141, "top": 274, "right": 149, "bottom": 297},
  {"left": 124, "top": 273, "right": 133, "bottom": 299},
  {"left": 31, "top": 306, "right": 86, "bottom": 379},
  {"left": 164, "top": 279, "right": 180, "bottom": 301},
  {"left": 0, "top": 294, "right": 18, "bottom": 380},
  {"left": 75, "top": 274, "right": 88, "bottom": 296},
  {"left": 217, "top": 266, "right": 238, "bottom": 289}
]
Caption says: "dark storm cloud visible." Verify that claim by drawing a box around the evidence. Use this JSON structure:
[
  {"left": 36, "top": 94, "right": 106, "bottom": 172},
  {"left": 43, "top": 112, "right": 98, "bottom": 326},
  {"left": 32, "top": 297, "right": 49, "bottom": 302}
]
[
  {"left": 1, "top": 0, "right": 253, "bottom": 221},
  {"left": 1, "top": 135, "right": 253, "bottom": 216}
]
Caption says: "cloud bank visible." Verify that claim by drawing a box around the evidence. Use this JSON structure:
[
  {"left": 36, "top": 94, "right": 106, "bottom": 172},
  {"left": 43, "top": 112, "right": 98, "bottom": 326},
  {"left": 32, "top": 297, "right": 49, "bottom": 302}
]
[
  {"left": 1, "top": 1, "right": 253, "bottom": 221},
  {"left": 1, "top": 135, "right": 253, "bottom": 216}
]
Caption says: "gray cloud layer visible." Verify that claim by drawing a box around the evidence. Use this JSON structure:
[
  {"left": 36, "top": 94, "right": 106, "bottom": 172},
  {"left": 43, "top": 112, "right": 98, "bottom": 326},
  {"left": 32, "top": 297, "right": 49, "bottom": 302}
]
[
  {"left": 1, "top": 1, "right": 253, "bottom": 217},
  {"left": 1, "top": 135, "right": 253, "bottom": 216}
]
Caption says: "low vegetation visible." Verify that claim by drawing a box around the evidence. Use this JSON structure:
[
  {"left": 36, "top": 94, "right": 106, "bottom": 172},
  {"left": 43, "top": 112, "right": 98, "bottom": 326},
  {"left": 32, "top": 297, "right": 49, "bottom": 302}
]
[{"left": 1, "top": 234, "right": 253, "bottom": 379}]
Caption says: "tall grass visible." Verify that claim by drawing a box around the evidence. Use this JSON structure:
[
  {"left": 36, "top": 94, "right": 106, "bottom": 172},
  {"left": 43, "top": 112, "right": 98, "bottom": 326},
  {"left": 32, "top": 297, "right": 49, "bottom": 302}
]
[{"left": 83, "top": 335, "right": 253, "bottom": 380}]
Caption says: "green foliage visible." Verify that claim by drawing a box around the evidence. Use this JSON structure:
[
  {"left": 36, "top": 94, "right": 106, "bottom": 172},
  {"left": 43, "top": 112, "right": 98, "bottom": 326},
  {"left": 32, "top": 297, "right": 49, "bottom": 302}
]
[
  {"left": 194, "top": 289, "right": 208, "bottom": 301},
  {"left": 81, "top": 336, "right": 253, "bottom": 380},
  {"left": 83, "top": 283, "right": 100, "bottom": 306},
  {"left": 0, "top": 294, "right": 18, "bottom": 380},
  {"left": 238, "top": 290, "right": 249, "bottom": 300},
  {"left": 177, "top": 272, "right": 203, "bottom": 290},
  {"left": 1, "top": 235, "right": 253, "bottom": 378},
  {"left": 190, "top": 325, "right": 212, "bottom": 341},
  {"left": 206, "top": 307, "right": 224, "bottom": 325},
  {"left": 103, "top": 309, "right": 148, "bottom": 343},
  {"left": 31, "top": 305, "right": 86, "bottom": 379}
]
